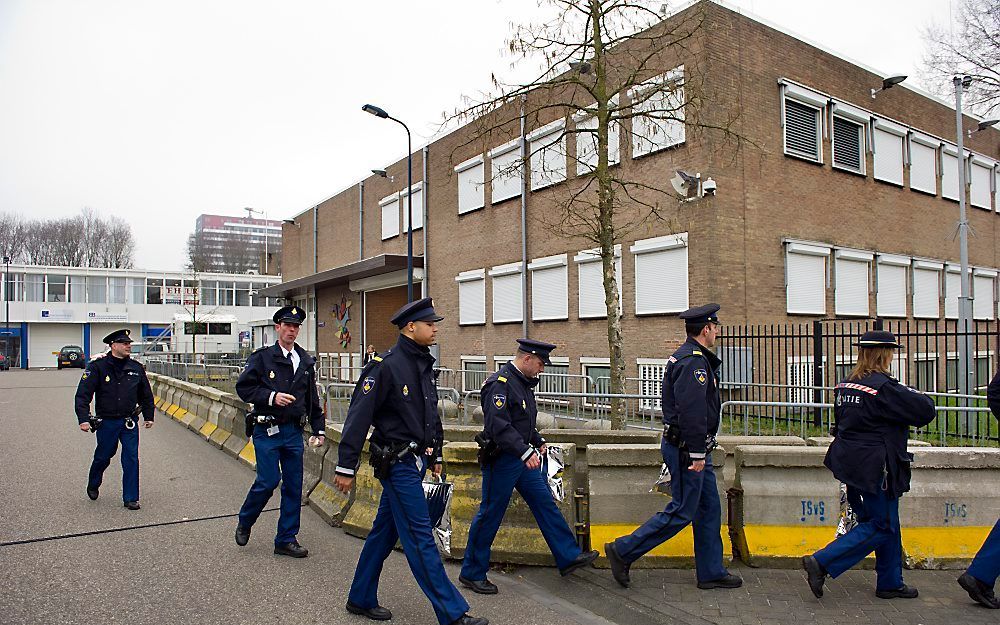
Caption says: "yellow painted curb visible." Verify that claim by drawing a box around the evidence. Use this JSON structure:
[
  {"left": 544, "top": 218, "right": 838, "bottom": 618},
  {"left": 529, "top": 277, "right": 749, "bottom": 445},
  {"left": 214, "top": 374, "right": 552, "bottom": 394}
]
[
  {"left": 172, "top": 408, "right": 188, "bottom": 421},
  {"left": 153, "top": 396, "right": 162, "bottom": 408},
  {"left": 902, "top": 526, "right": 993, "bottom": 563},
  {"left": 592, "top": 524, "right": 732, "bottom": 558},
  {"left": 199, "top": 422, "right": 217, "bottom": 438},
  {"left": 166, "top": 404, "right": 180, "bottom": 416},
  {"left": 239, "top": 440, "right": 256, "bottom": 466},
  {"left": 209, "top": 428, "right": 231, "bottom": 447}
]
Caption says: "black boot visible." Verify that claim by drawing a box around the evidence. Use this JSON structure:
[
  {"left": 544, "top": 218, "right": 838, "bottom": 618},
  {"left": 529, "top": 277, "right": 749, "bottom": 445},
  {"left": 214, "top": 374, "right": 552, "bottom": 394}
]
[
  {"left": 235, "top": 525, "right": 251, "bottom": 546},
  {"left": 605, "top": 542, "right": 631, "bottom": 588},
  {"left": 559, "top": 550, "right": 599, "bottom": 576},
  {"left": 802, "top": 555, "right": 826, "bottom": 598},
  {"left": 958, "top": 572, "right": 1000, "bottom": 609}
]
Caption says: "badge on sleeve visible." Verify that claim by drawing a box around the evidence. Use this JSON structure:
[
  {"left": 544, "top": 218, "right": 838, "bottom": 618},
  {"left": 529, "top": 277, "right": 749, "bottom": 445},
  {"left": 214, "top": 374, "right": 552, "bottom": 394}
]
[
  {"left": 522, "top": 399, "right": 526, "bottom": 409},
  {"left": 81, "top": 371, "right": 90, "bottom": 380},
  {"left": 269, "top": 371, "right": 275, "bottom": 379},
  {"left": 694, "top": 369, "right": 707, "bottom": 385},
  {"left": 362, "top": 377, "right": 375, "bottom": 394},
  {"left": 105, "top": 375, "right": 110, "bottom": 382},
  {"left": 493, "top": 394, "right": 506, "bottom": 409},
  {"left": 402, "top": 384, "right": 409, "bottom": 396}
]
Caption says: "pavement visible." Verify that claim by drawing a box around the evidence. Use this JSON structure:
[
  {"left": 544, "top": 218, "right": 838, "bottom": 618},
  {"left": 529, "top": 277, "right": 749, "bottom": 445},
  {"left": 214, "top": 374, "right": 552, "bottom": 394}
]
[{"left": 0, "top": 369, "right": 995, "bottom": 625}]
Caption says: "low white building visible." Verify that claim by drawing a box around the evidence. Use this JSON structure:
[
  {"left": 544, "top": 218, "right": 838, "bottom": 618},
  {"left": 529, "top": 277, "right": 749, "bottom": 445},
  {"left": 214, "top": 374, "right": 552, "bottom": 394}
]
[{"left": 0, "top": 264, "right": 284, "bottom": 368}]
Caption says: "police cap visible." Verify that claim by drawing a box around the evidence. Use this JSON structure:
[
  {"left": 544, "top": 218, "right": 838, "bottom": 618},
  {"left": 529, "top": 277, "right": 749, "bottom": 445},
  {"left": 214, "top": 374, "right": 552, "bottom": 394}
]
[
  {"left": 103, "top": 328, "right": 133, "bottom": 345},
  {"left": 516, "top": 338, "right": 556, "bottom": 365},
  {"left": 678, "top": 303, "right": 721, "bottom": 325},
  {"left": 390, "top": 297, "right": 444, "bottom": 328},
  {"left": 853, "top": 330, "right": 902, "bottom": 349},
  {"left": 273, "top": 305, "right": 306, "bottom": 325}
]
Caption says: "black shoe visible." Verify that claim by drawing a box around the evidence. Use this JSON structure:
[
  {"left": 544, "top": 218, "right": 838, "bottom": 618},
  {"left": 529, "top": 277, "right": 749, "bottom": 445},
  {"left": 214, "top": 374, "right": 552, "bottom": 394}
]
[
  {"left": 559, "top": 549, "right": 600, "bottom": 577},
  {"left": 605, "top": 542, "right": 631, "bottom": 588},
  {"left": 274, "top": 541, "right": 308, "bottom": 558},
  {"left": 958, "top": 572, "right": 1000, "bottom": 609},
  {"left": 876, "top": 585, "right": 919, "bottom": 599},
  {"left": 123, "top": 501, "right": 140, "bottom": 510},
  {"left": 346, "top": 601, "right": 393, "bottom": 620},
  {"left": 697, "top": 573, "right": 743, "bottom": 589},
  {"left": 235, "top": 525, "right": 251, "bottom": 547},
  {"left": 86, "top": 487, "right": 99, "bottom": 501},
  {"left": 802, "top": 555, "right": 826, "bottom": 598},
  {"left": 449, "top": 616, "right": 488, "bottom": 625},
  {"left": 459, "top": 575, "right": 498, "bottom": 595}
]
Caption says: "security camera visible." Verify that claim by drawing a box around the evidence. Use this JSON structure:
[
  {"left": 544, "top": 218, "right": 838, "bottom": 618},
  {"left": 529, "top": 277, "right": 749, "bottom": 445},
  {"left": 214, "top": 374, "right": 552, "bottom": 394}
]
[{"left": 702, "top": 177, "right": 717, "bottom": 196}]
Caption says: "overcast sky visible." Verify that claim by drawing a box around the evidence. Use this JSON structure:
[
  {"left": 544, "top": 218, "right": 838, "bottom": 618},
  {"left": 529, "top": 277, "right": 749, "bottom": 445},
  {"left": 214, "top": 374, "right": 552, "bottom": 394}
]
[{"left": 0, "top": 0, "right": 960, "bottom": 271}]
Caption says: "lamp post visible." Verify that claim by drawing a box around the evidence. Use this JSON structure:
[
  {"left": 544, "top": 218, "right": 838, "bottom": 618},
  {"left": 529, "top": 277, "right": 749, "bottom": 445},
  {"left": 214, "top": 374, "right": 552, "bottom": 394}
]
[
  {"left": 363, "top": 103, "right": 414, "bottom": 303},
  {"left": 3, "top": 255, "right": 9, "bottom": 368},
  {"left": 953, "top": 76, "right": 974, "bottom": 402},
  {"left": 244, "top": 207, "right": 269, "bottom": 275}
]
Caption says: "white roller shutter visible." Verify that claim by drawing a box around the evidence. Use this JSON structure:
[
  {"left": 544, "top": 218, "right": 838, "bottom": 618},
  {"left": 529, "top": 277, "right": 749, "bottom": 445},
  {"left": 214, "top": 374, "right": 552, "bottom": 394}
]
[
  {"left": 455, "top": 270, "right": 485, "bottom": 326},
  {"left": 631, "top": 234, "right": 688, "bottom": 315},
  {"left": 970, "top": 159, "right": 993, "bottom": 210},
  {"left": 380, "top": 194, "right": 399, "bottom": 240},
  {"left": 973, "top": 270, "right": 997, "bottom": 320},
  {"left": 456, "top": 156, "right": 485, "bottom": 214},
  {"left": 941, "top": 148, "right": 960, "bottom": 201},
  {"left": 574, "top": 113, "right": 620, "bottom": 174},
  {"left": 876, "top": 256, "right": 908, "bottom": 318},
  {"left": 490, "top": 263, "right": 523, "bottom": 323},
  {"left": 529, "top": 255, "right": 568, "bottom": 320},
  {"left": 401, "top": 183, "right": 423, "bottom": 231},
  {"left": 29, "top": 323, "right": 83, "bottom": 368},
  {"left": 575, "top": 246, "right": 622, "bottom": 318},
  {"left": 785, "top": 243, "right": 830, "bottom": 315},
  {"left": 528, "top": 121, "right": 567, "bottom": 190},
  {"left": 631, "top": 67, "right": 685, "bottom": 158},
  {"left": 490, "top": 140, "right": 523, "bottom": 204},
  {"left": 873, "top": 127, "right": 904, "bottom": 186},
  {"left": 945, "top": 267, "right": 961, "bottom": 319},
  {"left": 912, "top": 264, "right": 941, "bottom": 319},
  {"left": 89, "top": 323, "right": 141, "bottom": 356},
  {"left": 835, "top": 251, "right": 871, "bottom": 316},
  {"left": 909, "top": 136, "right": 937, "bottom": 195}
]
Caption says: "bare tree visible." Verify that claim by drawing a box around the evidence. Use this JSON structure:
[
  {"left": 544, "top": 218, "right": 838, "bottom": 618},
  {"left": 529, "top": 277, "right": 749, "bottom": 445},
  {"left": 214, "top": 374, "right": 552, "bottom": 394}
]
[
  {"left": 449, "top": 0, "right": 749, "bottom": 428},
  {"left": 186, "top": 228, "right": 259, "bottom": 274},
  {"left": 0, "top": 212, "right": 26, "bottom": 262},
  {"left": 1, "top": 208, "right": 136, "bottom": 268},
  {"left": 921, "top": 0, "right": 1000, "bottom": 116}
]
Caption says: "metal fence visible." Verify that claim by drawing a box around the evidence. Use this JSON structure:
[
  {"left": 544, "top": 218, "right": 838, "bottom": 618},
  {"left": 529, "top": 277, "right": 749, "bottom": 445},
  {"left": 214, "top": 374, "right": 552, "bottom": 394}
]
[{"left": 144, "top": 359, "right": 244, "bottom": 394}]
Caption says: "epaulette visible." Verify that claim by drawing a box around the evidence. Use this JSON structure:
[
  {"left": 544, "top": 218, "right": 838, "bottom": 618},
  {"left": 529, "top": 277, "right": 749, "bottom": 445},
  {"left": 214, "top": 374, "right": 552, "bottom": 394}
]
[
  {"left": 497, "top": 376, "right": 508, "bottom": 383},
  {"left": 252, "top": 345, "right": 269, "bottom": 354}
]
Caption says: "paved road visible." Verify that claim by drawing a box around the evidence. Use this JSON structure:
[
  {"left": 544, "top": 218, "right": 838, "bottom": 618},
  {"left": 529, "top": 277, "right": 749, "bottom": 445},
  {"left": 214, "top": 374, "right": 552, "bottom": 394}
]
[{"left": 0, "top": 369, "right": 994, "bottom": 625}]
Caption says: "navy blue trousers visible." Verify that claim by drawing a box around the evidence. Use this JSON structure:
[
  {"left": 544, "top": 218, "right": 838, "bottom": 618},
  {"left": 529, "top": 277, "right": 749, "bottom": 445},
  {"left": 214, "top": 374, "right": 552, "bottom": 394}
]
[
  {"left": 813, "top": 487, "right": 903, "bottom": 591},
  {"left": 969, "top": 518, "right": 1000, "bottom": 587},
  {"left": 613, "top": 440, "right": 727, "bottom": 583},
  {"left": 238, "top": 422, "right": 304, "bottom": 545},
  {"left": 88, "top": 418, "right": 140, "bottom": 502},
  {"left": 461, "top": 452, "right": 581, "bottom": 580},
  {"left": 348, "top": 456, "right": 469, "bottom": 625}
]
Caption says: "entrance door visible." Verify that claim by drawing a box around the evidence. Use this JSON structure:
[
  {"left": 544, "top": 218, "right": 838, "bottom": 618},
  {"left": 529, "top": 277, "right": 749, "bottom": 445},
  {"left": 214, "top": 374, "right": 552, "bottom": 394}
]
[{"left": 0, "top": 336, "right": 21, "bottom": 368}]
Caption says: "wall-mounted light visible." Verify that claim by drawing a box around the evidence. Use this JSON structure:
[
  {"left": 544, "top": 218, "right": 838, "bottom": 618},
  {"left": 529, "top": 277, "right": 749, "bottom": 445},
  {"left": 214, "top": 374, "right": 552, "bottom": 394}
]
[
  {"left": 371, "top": 169, "right": 395, "bottom": 182},
  {"left": 967, "top": 119, "right": 999, "bottom": 138},
  {"left": 870, "top": 75, "right": 907, "bottom": 99},
  {"left": 282, "top": 219, "right": 300, "bottom": 228}
]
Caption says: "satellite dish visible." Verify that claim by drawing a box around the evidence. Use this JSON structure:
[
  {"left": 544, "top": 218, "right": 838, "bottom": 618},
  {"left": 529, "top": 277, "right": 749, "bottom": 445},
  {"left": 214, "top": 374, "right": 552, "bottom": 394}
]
[{"left": 670, "top": 170, "right": 700, "bottom": 199}]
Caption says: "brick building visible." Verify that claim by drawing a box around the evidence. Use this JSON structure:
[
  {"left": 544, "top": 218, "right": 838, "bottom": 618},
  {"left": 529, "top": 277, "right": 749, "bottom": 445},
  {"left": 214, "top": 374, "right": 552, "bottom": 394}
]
[{"left": 263, "top": 0, "right": 1000, "bottom": 393}]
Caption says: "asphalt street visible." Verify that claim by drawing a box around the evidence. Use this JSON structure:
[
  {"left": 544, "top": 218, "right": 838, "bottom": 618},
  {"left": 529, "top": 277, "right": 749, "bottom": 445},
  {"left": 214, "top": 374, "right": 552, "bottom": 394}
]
[{"left": 0, "top": 369, "right": 995, "bottom": 625}]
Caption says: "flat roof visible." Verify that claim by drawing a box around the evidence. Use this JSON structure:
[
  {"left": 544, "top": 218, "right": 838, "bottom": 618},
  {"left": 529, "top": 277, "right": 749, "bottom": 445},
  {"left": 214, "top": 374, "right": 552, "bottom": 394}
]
[{"left": 258, "top": 254, "right": 424, "bottom": 298}]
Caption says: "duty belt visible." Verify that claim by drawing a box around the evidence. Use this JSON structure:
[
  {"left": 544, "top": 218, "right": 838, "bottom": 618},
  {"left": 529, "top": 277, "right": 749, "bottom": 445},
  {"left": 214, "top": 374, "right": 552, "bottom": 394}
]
[{"left": 663, "top": 424, "right": 718, "bottom": 453}]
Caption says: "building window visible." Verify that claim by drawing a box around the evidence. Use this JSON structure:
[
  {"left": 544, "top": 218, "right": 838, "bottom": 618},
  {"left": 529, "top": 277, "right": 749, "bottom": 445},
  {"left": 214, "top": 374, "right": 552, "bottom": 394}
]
[
  {"left": 970, "top": 158, "right": 994, "bottom": 210},
  {"left": 785, "top": 242, "right": 830, "bottom": 315},
  {"left": 945, "top": 266, "right": 961, "bottom": 319},
  {"left": 109, "top": 277, "right": 126, "bottom": 304},
  {"left": 832, "top": 116, "right": 865, "bottom": 174},
  {"left": 209, "top": 323, "right": 232, "bottom": 335},
  {"left": 456, "top": 156, "right": 485, "bottom": 214},
  {"left": 914, "top": 355, "right": 937, "bottom": 392},
  {"left": 872, "top": 120, "right": 905, "bottom": 186},
  {"left": 489, "top": 262, "right": 523, "bottom": 323},
  {"left": 128, "top": 278, "right": 144, "bottom": 304},
  {"left": 3, "top": 273, "right": 23, "bottom": 301},
  {"left": 528, "top": 120, "right": 567, "bottom": 190},
  {"left": 146, "top": 278, "right": 163, "bottom": 305},
  {"left": 787, "top": 356, "right": 818, "bottom": 403},
  {"left": 25, "top": 274, "right": 44, "bottom": 302},
  {"left": 575, "top": 246, "right": 622, "bottom": 319},
  {"left": 401, "top": 183, "right": 424, "bottom": 232},
  {"left": 380, "top": 193, "right": 399, "bottom": 240},
  {"left": 876, "top": 255, "right": 908, "bottom": 318},
  {"left": 631, "top": 66, "right": 685, "bottom": 159},
  {"left": 975, "top": 353, "right": 993, "bottom": 389},
  {"left": 574, "top": 109, "right": 620, "bottom": 174},
  {"left": 455, "top": 269, "right": 486, "bottom": 326},
  {"left": 946, "top": 356, "right": 958, "bottom": 392},
  {"left": 46, "top": 275, "right": 66, "bottom": 302},
  {"left": 235, "top": 283, "right": 251, "bottom": 307},
  {"left": 581, "top": 359, "right": 611, "bottom": 407},
  {"left": 69, "top": 276, "right": 86, "bottom": 303},
  {"left": 538, "top": 360, "right": 570, "bottom": 396},
  {"left": 941, "top": 147, "right": 960, "bottom": 201},
  {"left": 631, "top": 233, "right": 688, "bottom": 315},
  {"left": 908, "top": 134, "right": 938, "bottom": 195},
  {"left": 461, "top": 358, "right": 487, "bottom": 392},
  {"left": 783, "top": 98, "right": 822, "bottom": 162},
  {"left": 637, "top": 359, "right": 666, "bottom": 410},
  {"left": 834, "top": 250, "right": 872, "bottom": 317},
  {"left": 219, "top": 281, "right": 235, "bottom": 306},
  {"left": 184, "top": 322, "right": 207, "bottom": 335},
  {"left": 528, "top": 254, "right": 568, "bottom": 321},
  {"left": 973, "top": 270, "right": 997, "bottom": 320},
  {"left": 912, "top": 262, "right": 942, "bottom": 319},
  {"left": 489, "top": 139, "right": 523, "bottom": 204},
  {"left": 87, "top": 276, "right": 107, "bottom": 304},
  {"left": 201, "top": 280, "right": 218, "bottom": 306}
]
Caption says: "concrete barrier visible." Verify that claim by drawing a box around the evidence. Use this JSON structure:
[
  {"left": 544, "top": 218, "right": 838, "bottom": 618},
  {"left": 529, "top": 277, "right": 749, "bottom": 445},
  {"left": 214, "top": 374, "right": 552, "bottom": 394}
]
[
  {"left": 307, "top": 427, "right": 354, "bottom": 527},
  {"left": 300, "top": 430, "right": 330, "bottom": 502},
  {"left": 341, "top": 438, "right": 379, "bottom": 539},
  {"left": 716, "top": 436, "right": 805, "bottom": 491},
  {"left": 901, "top": 447, "right": 1000, "bottom": 569},
  {"left": 445, "top": 441, "right": 578, "bottom": 564},
  {"left": 806, "top": 436, "right": 931, "bottom": 448},
  {"left": 587, "top": 444, "right": 730, "bottom": 568}
]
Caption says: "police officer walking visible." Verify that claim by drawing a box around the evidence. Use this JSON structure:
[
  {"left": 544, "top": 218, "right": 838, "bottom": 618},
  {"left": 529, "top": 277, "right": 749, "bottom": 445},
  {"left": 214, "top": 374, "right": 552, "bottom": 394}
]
[
  {"left": 956, "top": 369, "right": 1000, "bottom": 609},
  {"left": 75, "top": 328, "right": 154, "bottom": 510},
  {"left": 234, "top": 305, "right": 326, "bottom": 558},
  {"left": 802, "top": 330, "right": 935, "bottom": 600},
  {"left": 334, "top": 298, "right": 486, "bottom": 625},
  {"left": 460, "top": 339, "right": 598, "bottom": 594},
  {"left": 605, "top": 304, "right": 741, "bottom": 590}
]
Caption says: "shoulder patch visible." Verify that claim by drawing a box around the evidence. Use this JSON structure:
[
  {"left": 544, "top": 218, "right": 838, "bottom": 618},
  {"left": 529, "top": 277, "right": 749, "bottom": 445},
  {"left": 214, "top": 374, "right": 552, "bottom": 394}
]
[
  {"left": 493, "top": 394, "right": 506, "bottom": 409},
  {"left": 693, "top": 369, "right": 708, "bottom": 385},
  {"left": 82, "top": 370, "right": 90, "bottom": 380},
  {"left": 362, "top": 376, "right": 376, "bottom": 394}
]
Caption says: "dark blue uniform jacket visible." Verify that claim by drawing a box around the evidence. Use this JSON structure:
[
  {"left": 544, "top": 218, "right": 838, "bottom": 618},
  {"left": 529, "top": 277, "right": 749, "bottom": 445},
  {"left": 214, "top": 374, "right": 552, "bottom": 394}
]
[
  {"left": 75, "top": 356, "right": 154, "bottom": 423},
  {"left": 988, "top": 369, "right": 1000, "bottom": 419},
  {"left": 235, "top": 343, "right": 325, "bottom": 436},
  {"left": 661, "top": 338, "right": 722, "bottom": 459},
  {"left": 336, "top": 335, "right": 444, "bottom": 476},
  {"left": 825, "top": 372, "right": 935, "bottom": 498},
  {"left": 482, "top": 361, "right": 546, "bottom": 460}
]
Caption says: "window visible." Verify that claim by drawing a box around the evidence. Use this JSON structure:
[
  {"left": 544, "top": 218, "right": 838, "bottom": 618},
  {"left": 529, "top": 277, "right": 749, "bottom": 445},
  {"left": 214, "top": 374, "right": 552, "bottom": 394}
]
[
  {"left": 69, "top": 276, "right": 85, "bottom": 303},
  {"left": 3, "top": 273, "right": 23, "bottom": 301},
  {"left": 908, "top": 133, "right": 938, "bottom": 195},
  {"left": 912, "top": 261, "right": 942, "bottom": 319},
  {"left": 945, "top": 266, "right": 961, "bottom": 319},
  {"left": 637, "top": 359, "right": 667, "bottom": 410},
  {"left": 914, "top": 355, "right": 937, "bottom": 392},
  {"left": 209, "top": 323, "right": 232, "bottom": 335},
  {"left": 86, "top": 276, "right": 107, "bottom": 304},
  {"left": 219, "top": 281, "right": 235, "bottom": 306},
  {"left": 973, "top": 270, "right": 997, "bottom": 320},
  {"left": 146, "top": 278, "right": 163, "bottom": 305},
  {"left": 787, "top": 356, "right": 818, "bottom": 403},
  {"left": 631, "top": 66, "right": 685, "bottom": 158},
  {"left": 975, "top": 353, "right": 993, "bottom": 389},
  {"left": 538, "top": 360, "right": 570, "bottom": 396},
  {"left": 489, "top": 139, "right": 523, "bottom": 204},
  {"left": 941, "top": 146, "right": 960, "bottom": 201},
  {"left": 970, "top": 157, "right": 994, "bottom": 210},
  {"left": 489, "top": 262, "right": 522, "bottom": 323},
  {"left": 631, "top": 233, "right": 688, "bottom": 315},
  {"left": 109, "top": 277, "right": 126, "bottom": 304},
  {"left": 455, "top": 269, "right": 486, "bottom": 326},
  {"left": 528, "top": 120, "right": 567, "bottom": 190},
  {"left": 876, "top": 255, "right": 908, "bottom": 318},
  {"left": 461, "top": 358, "right": 487, "bottom": 393},
  {"left": 184, "top": 322, "right": 207, "bottom": 335},
  {"left": 782, "top": 84, "right": 824, "bottom": 162},
  {"left": 456, "top": 155, "right": 485, "bottom": 214},
  {"left": 582, "top": 358, "right": 611, "bottom": 407},
  {"left": 201, "top": 280, "right": 218, "bottom": 306},
  {"left": 834, "top": 250, "right": 871, "bottom": 316},
  {"left": 946, "top": 356, "right": 958, "bottom": 392},
  {"left": 401, "top": 183, "right": 423, "bottom": 231},
  {"left": 235, "top": 283, "right": 251, "bottom": 307},
  {"left": 832, "top": 114, "right": 865, "bottom": 174},
  {"left": 25, "top": 274, "right": 44, "bottom": 302},
  {"left": 872, "top": 119, "right": 905, "bottom": 186},
  {"left": 126, "top": 278, "right": 144, "bottom": 304},
  {"left": 380, "top": 193, "right": 399, "bottom": 240},
  {"left": 574, "top": 108, "right": 620, "bottom": 174},
  {"left": 528, "top": 254, "right": 567, "bottom": 320},
  {"left": 834, "top": 358, "right": 856, "bottom": 385},
  {"left": 575, "top": 246, "right": 622, "bottom": 319},
  {"left": 785, "top": 242, "right": 830, "bottom": 315},
  {"left": 46, "top": 275, "right": 66, "bottom": 302}
]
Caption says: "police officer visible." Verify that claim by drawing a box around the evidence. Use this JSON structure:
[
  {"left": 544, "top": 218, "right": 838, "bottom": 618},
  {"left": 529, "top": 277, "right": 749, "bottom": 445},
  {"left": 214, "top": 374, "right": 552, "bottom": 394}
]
[
  {"left": 334, "top": 298, "right": 486, "bottom": 625},
  {"left": 605, "top": 304, "right": 741, "bottom": 590},
  {"left": 956, "top": 369, "right": 1000, "bottom": 609},
  {"left": 460, "top": 339, "right": 598, "bottom": 594},
  {"left": 802, "top": 330, "right": 935, "bottom": 600},
  {"left": 234, "top": 305, "right": 325, "bottom": 558},
  {"left": 75, "top": 328, "right": 154, "bottom": 510}
]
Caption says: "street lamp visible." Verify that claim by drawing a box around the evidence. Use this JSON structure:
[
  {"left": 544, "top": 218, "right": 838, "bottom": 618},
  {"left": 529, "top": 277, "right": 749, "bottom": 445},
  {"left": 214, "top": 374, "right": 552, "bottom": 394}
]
[
  {"left": 244, "top": 207, "right": 269, "bottom": 275},
  {"left": 953, "top": 75, "right": 974, "bottom": 404},
  {"left": 870, "top": 75, "right": 907, "bottom": 99},
  {"left": 967, "top": 118, "right": 999, "bottom": 139},
  {"left": 363, "top": 103, "right": 414, "bottom": 303}
]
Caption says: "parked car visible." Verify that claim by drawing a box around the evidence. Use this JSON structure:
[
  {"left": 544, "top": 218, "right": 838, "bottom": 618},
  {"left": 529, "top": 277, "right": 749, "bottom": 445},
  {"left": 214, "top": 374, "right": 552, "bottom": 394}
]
[
  {"left": 57, "top": 345, "right": 86, "bottom": 369},
  {"left": 0, "top": 353, "right": 10, "bottom": 371}
]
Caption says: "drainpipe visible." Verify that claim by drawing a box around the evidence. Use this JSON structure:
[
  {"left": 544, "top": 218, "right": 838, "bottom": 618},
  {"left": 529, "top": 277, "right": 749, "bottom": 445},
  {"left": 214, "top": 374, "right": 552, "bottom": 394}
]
[
  {"left": 422, "top": 146, "right": 429, "bottom": 298},
  {"left": 519, "top": 94, "right": 528, "bottom": 339},
  {"left": 313, "top": 205, "right": 318, "bottom": 274},
  {"left": 358, "top": 181, "right": 365, "bottom": 261}
]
